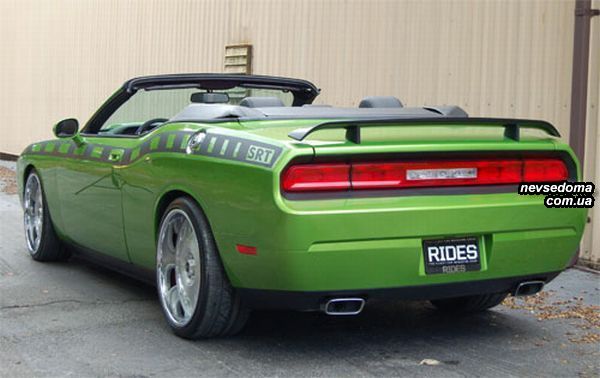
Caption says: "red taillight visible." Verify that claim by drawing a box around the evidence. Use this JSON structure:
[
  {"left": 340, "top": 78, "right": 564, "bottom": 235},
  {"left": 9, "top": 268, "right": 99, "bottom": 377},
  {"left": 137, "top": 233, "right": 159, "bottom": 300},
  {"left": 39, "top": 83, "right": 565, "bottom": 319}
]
[
  {"left": 351, "top": 162, "right": 404, "bottom": 189},
  {"left": 236, "top": 244, "right": 257, "bottom": 255},
  {"left": 352, "top": 160, "right": 523, "bottom": 189},
  {"left": 281, "top": 163, "right": 350, "bottom": 192},
  {"left": 523, "top": 159, "right": 569, "bottom": 182},
  {"left": 282, "top": 157, "right": 569, "bottom": 193}
]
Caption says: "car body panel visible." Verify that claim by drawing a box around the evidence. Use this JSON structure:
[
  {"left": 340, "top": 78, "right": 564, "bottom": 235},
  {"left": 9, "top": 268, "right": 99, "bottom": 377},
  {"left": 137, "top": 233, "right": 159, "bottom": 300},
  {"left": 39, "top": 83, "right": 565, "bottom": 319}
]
[
  {"left": 16, "top": 75, "right": 589, "bottom": 310},
  {"left": 18, "top": 120, "right": 587, "bottom": 291},
  {"left": 58, "top": 147, "right": 128, "bottom": 260}
]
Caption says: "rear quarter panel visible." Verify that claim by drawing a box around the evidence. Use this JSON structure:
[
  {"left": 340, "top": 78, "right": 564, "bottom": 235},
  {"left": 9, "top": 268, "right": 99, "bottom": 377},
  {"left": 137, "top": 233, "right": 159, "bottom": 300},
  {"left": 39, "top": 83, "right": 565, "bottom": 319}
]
[{"left": 118, "top": 124, "right": 311, "bottom": 275}]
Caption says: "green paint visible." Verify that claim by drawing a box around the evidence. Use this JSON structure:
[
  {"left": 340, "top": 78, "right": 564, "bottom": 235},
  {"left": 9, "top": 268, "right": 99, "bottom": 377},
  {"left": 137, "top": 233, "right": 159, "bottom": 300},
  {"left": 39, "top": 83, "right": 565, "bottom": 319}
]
[
  {"left": 180, "top": 134, "right": 190, "bottom": 149},
  {"left": 233, "top": 142, "right": 241, "bottom": 158},
  {"left": 166, "top": 134, "right": 176, "bottom": 149},
  {"left": 219, "top": 139, "right": 229, "bottom": 155},
  {"left": 58, "top": 143, "right": 70, "bottom": 154},
  {"left": 91, "top": 146, "right": 104, "bottom": 159},
  {"left": 130, "top": 147, "right": 140, "bottom": 161},
  {"left": 74, "top": 145, "right": 86, "bottom": 155},
  {"left": 150, "top": 137, "right": 160, "bottom": 150},
  {"left": 44, "top": 143, "right": 55, "bottom": 153},
  {"left": 16, "top": 117, "right": 587, "bottom": 297},
  {"left": 207, "top": 137, "right": 217, "bottom": 153}
]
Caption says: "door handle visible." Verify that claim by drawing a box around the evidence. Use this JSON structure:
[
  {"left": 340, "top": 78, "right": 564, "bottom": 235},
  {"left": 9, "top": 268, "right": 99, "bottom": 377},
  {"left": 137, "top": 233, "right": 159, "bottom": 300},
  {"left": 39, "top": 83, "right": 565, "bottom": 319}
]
[{"left": 108, "top": 150, "right": 123, "bottom": 162}]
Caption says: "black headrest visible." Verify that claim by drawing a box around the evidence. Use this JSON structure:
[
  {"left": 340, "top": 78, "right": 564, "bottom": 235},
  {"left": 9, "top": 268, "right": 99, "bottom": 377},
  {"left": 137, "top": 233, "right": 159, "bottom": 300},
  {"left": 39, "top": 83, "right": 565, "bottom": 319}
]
[
  {"left": 239, "top": 97, "right": 285, "bottom": 108},
  {"left": 358, "top": 96, "right": 403, "bottom": 108}
]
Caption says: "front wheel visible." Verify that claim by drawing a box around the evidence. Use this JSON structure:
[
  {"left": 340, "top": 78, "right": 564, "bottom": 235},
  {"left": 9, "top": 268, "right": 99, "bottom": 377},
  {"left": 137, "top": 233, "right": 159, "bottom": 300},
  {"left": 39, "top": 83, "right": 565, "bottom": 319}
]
[
  {"left": 156, "top": 197, "right": 249, "bottom": 339},
  {"left": 23, "top": 170, "right": 69, "bottom": 261},
  {"left": 430, "top": 292, "right": 508, "bottom": 313}
]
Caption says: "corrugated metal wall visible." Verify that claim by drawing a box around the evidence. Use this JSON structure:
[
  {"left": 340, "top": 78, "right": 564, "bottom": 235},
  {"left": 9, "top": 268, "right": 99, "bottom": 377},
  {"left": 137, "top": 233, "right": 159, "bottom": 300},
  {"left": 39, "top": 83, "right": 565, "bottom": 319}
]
[
  {"left": 0, "top": 0, "right": 600, "bottom": 261},
  {"left": 1, "top": 0, "right": 597, "bottom": 263},
  {"left": 581, "top": 0, "right": 599, "bottom": 268},
  {"left": 0, "top": 0, "right": 577, "bottom": 154}
]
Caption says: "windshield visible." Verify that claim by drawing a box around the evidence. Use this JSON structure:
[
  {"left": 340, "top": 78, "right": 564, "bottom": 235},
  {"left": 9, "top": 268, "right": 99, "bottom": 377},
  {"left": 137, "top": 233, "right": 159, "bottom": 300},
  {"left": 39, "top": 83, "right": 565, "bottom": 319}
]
[{"left": 98, "top": 86, "right": 293, "bottom": 136}]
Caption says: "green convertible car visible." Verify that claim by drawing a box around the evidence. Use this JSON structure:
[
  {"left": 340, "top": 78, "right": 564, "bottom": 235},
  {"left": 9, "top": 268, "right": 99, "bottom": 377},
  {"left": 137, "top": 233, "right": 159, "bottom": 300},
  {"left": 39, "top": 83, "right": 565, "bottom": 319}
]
[{"left": 17, "top": 74, "right": 587, "bottom": 338}]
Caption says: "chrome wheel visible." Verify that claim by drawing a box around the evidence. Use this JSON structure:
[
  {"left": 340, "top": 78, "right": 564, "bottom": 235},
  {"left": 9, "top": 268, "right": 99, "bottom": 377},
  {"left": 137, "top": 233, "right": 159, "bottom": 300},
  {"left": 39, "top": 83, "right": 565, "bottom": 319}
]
[
  {"left": 24, "top": 173, "right": 43, "bottom": 253},
  {"left": 157, "top": 209, "right": 202, "bottom": 326}
]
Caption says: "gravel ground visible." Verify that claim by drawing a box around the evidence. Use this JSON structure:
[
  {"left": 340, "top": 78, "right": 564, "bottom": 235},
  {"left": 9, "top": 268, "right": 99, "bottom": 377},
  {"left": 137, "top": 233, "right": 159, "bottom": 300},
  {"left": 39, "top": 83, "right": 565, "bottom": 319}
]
[
  {"left": 0, "top": 160, "right": 16, "bottom": 194},
  {"left": 0, "top": 161, "right": 598, "bottom": 377}
]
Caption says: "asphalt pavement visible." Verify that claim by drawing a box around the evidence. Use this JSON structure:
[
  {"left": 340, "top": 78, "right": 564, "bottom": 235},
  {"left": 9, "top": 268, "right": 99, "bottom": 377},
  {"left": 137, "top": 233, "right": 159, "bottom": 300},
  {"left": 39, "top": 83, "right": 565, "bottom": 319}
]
[{"left": 0, "top": 161, "right": 599, "bottom": 377}]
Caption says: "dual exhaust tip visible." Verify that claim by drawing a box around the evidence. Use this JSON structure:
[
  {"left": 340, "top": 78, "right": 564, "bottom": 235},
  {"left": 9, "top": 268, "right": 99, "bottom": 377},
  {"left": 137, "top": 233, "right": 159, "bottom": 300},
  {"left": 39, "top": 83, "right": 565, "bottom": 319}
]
[
  {"left": 321, "top": 280, "right": 545, "bottom": 315},
  {"left": 321, "top": 298, "right": 365, "bottom": 316},
  {"left": 513, "top": 280, "right": 545, "bottom": 297}
]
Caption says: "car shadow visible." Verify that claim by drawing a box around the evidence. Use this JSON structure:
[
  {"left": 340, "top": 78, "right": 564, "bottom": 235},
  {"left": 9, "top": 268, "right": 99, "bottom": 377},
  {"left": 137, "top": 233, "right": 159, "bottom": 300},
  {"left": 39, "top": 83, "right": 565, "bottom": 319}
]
[
  {"left": 68, "top": 255, "right": 531, "bottom": 355},
  {"left": 67, "top": 255, "right": 157, "bottom": 300},
  {"left": 240, "top": 299, "right": 518, "bottom": 341}
]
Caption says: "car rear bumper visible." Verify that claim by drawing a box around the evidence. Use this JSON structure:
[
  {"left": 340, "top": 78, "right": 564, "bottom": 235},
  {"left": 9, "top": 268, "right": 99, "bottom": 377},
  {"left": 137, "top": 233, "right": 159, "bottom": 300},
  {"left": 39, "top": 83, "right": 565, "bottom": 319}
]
[
  {"left": 218, "top": 192, "right": 586, "bottom": 294},
  {"left": 238, "top": 271, "right": 560, "bottom": 311}
]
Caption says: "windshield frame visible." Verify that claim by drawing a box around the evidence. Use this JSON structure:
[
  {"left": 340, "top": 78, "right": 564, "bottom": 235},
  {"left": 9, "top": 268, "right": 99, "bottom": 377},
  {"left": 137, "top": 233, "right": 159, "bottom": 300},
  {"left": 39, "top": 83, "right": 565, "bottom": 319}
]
[{"left": 81, "top": 74, "right": 319, "bottom": 136}]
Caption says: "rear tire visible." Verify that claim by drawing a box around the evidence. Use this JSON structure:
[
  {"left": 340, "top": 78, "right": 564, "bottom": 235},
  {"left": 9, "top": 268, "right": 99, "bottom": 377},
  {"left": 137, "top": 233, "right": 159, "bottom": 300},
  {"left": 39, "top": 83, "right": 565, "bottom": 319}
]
[
  {"left": 23, "top": 170, "right": 69, "bottom": 262},
  {"left": 156, "top": 196, "right": 249, "bottom": 339},
  {"left": 430, "top": 292, "right": 508, "bottom": 313}
]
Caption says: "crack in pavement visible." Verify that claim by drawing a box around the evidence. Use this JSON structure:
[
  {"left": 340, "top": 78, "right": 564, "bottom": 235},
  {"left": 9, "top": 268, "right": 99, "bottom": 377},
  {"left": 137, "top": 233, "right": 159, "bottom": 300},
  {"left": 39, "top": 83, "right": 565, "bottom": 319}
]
[{"left": 0, "top": 297, "right": 154, "bottom": 312}]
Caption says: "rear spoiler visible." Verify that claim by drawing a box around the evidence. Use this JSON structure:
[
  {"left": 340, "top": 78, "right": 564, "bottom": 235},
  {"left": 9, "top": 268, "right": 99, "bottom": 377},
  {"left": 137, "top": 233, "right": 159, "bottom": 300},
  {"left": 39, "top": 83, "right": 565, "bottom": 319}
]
[{"left": 287, "top": 117, "right": 561, "bottom": 143}]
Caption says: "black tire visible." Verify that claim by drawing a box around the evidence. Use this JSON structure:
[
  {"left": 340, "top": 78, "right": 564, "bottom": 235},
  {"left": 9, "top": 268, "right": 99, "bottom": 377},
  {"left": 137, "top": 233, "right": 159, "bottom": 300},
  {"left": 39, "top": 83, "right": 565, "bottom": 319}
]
[
  {"left": 156, "top": 196, "right": 249, "bottom": 339},
  {"left": 23, "top": 170, "right": 70, "bottom": 262},
  {"left": 430, "top": 292, "right": 508, "bottom": 313}
]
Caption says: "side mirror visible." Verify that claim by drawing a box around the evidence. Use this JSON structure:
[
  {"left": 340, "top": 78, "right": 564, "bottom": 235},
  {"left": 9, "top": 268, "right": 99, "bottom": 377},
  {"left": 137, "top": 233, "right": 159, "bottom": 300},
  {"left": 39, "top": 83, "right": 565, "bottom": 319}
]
[{"left": 53, "top": 118, "right": 79, "bottom": 138}]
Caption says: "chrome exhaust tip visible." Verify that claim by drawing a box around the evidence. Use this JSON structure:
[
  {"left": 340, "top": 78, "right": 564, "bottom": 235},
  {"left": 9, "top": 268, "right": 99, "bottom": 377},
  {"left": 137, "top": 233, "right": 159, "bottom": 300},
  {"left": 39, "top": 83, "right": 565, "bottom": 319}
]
[
  {"left": 321, "top": 298, "right": 365, "bottom": 315},
  {"left": 513, "top": 280, "right": 545, "bottom": 297}
]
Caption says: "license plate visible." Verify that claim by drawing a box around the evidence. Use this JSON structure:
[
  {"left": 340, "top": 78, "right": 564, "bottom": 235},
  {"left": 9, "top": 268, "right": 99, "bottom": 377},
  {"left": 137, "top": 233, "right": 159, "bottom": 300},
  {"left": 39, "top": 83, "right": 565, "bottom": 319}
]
[{"left": 422, "top": 237, "right": 480, "bottom": 274}]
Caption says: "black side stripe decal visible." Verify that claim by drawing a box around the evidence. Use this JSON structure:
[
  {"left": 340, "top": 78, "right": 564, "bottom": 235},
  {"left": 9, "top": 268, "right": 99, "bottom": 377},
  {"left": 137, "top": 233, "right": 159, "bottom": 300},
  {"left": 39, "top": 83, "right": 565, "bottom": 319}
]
[
  {"left": 189, "top": 134, "right": 283, "bottom": 168},
  {"left": 24, "top": 131, "right": 284, "bottom": 168}
]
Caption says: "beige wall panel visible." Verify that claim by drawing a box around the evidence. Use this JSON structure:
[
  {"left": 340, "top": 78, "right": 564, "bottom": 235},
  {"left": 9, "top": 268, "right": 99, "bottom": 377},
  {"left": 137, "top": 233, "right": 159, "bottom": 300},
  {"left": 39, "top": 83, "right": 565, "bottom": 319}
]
[
  {"left": 0, "top": 0, "right": 575, "bottom": 156},
  {"left": 581, "top": 0, "right": 599, "bottom": 268},
  {"left": 3, "top": 0, "right": 597, "bottom": 263}
]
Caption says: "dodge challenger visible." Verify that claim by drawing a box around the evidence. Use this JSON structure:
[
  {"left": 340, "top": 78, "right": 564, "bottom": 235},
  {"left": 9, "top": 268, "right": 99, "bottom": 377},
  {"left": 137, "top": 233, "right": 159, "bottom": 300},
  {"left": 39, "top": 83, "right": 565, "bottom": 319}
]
[{"left": 17, "top": 74, "right": 587, "bottom": 338}]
